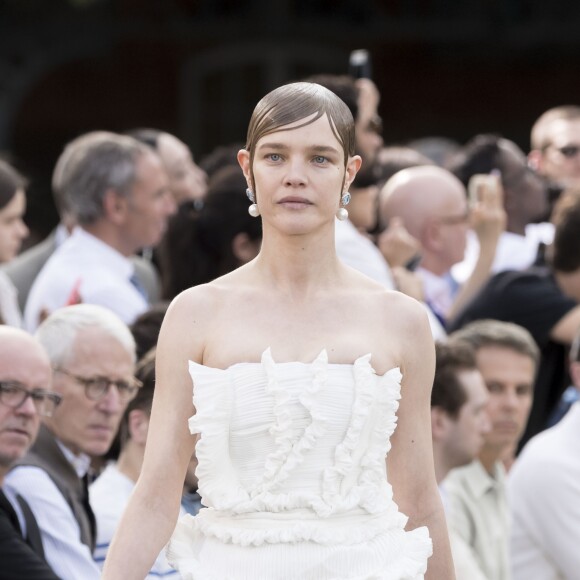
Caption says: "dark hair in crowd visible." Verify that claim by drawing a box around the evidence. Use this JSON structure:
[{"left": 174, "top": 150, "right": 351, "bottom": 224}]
[
  {"left": 118, "top": 348, "right": 156, "bottom": 447},
  {"left": 130, "top": 302, "right": 170, "bottom": 361},
  {"left": 0, "top": 158, "right": 27, "bottom": 209},
  {"left": 550, "top": 192, "right": 580, "bottom": 273},
  {"left": 306, "top": 75, "right": 359, "bottom": 122},
  {"left": 125, "top": 128, "right": 162, "bottom": 151},
  {"left": 158, "top": 165, "right": 262, "bottom": 298},
  {"left": 432, "top": 342, "right": 478, "bottom": 419},
  {"left": 447, "top": 134, "right": 502, "bottom": 188}
]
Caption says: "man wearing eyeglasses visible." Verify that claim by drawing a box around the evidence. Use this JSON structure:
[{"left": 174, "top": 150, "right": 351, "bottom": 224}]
[
  {"left": 379, "top": 165, "right": 505, "bottom": 328},
  {"left": 529, "top": 106, "right": 580, "bottom": 192},
  {"left": 5, "top": 304, "right": 139, "bottom": 580},
  {"left": 0, "top": 326, "right": 61, "bottom": 578}
]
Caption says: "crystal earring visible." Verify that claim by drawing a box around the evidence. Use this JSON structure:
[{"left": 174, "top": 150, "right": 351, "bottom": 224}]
[
  {"left": 246, "top": 187, "right": 260, "bottom": 217},
  {"left": 336, "top": 191, "right": 351, "bottom": 221}
]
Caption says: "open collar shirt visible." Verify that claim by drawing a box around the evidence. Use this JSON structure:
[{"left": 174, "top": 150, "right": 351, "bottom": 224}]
[
  {"left": 443, "top": 459, "right": 510, "bottom": 580},
  {"left": 24, "top": 227, "right": 147, "bottom": 331},
  {"left": 509, "top": 402, "right": 580, "bottom": 580}
]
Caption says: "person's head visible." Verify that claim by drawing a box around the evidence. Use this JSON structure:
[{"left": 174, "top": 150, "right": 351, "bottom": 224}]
[
  {"left": 158, "top": 165, "right": 263, "bottom": 298},
  {"left": 348, "top": 165, "right": 380, "bottom": 232},
  {"left": 569, "top": 327, "right": 580, "bottom": 392},
  {"left": 529, "top": 105, "right": 580, "bottom": 188},
  {"left": 431, "top": 341, "right": 490, "bottom": 482},
  {"left": 118, "top": 347, "right": 155, "bottom": 451},
  {"left": 547, "top": 192, "right": 580, "bottom": 301},
  {"left": 0, "top": 327, "right": 55, "bottom": 482},
  {"left": 407, "top": 136, "right": 461, "bottom": 168},
  {"left": 237, "top": 82, "right": 360, "bottom": 235},
  {"left": 52, "top": 131, "right": 118, "bottom": 230},
  {"left": 36, "top": 304, "right": 138, "bottom": 457},
  {"left": 380, "top": 165, "right": 469, "bottom": 275},
  {"left": 449, "top": 320, "right": 538, "bottom": 457},
  {"left": 375, "top": 146, "right": 434, "bottom": 187},
  {"left": 127, "top": 128, "right": 207, "bottom": 205},
  {"left": 129, "top": 302, "right": 170, "bottom": 361},
  {"left": 60, "top": 133, "right": 175, "bottom": 255},
  {"left": 0, "top": 159, "right": 29, "bottom": 262},
  {"left": 448, "top": 134, "right": 548, "bottom": 232},
  {"left": 307, "top": 74, "right": 383, "bottom": 166}
]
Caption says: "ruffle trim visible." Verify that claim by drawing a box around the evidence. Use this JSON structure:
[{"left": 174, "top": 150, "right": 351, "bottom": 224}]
[
  {"left": 250, "top": 348, "right": 328, "bottom": 496},
  {"left": 319, "top": 358, "right": 402, "bottom": 516},
  {"left": 187, "top": 360, "right": 250, "bottom": 509},
  {"left": 186, "top": 351, "right": 403, "bottom": 517},
  {"left": 167, "top": 514, "right": 432, "bottom": 580}
]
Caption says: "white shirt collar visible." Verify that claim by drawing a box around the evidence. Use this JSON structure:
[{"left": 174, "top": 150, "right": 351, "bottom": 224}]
[{"left": 56, "top": 439, "right": 92, "bottom": 478}]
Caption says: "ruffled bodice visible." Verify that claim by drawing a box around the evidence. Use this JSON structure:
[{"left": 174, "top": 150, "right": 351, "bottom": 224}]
[{"left": 167, "top": 349, "right": 432, "bottom": 580}]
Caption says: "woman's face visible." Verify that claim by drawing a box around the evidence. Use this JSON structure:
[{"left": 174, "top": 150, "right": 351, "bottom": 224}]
[
  {"left": 0, "top": 189, "right": 28, "bottom": 262},
  {"left": 239, "top": 113, "right": 360, "bottom": 235}
]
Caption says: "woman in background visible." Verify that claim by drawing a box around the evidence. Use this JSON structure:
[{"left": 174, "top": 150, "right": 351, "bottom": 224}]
[{"left": 0, "top": 159, "right": 29, "bottom": 326}]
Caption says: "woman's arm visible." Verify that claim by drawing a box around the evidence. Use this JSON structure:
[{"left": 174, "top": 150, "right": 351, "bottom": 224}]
[
  {"left": 386, "top": 297, "right": 455, "bottom": 580},
  {"left": 102, "top": 287, "right": 211, "bottom": 580}
]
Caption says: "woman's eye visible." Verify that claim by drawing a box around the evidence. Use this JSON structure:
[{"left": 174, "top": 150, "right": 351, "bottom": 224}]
[
  {"left": 268, "top": 154, "right": 281, "bottom": 162},
  {"left": 314, "top": 156, "right": 327, "bottom": 164}
]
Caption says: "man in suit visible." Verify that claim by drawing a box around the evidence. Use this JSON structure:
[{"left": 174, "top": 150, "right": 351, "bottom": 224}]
[
  {"left": 0, "top": 326, "right": 61, "bottom": 578},
  {"left": 2, "top": 131, "right": 162, "bottom": 314},
  {"left": 6, "top": 304, "right": 139, "bottom": 579}
]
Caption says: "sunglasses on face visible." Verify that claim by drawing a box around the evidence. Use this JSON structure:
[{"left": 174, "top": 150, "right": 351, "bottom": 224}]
[{"left": 545, "top": 144, "right": 580, "bottom": 159}]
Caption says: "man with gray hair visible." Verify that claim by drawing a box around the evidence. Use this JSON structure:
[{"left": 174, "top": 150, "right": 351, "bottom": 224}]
[
  {"left": 24, "top": 132, "right": 175, "bottom": 331},
  {"left": 5, "top": 304, "right": 140, "bottom": 579},
  {"left": 443, "top": 320, "right": 538, "bottom": 580}
]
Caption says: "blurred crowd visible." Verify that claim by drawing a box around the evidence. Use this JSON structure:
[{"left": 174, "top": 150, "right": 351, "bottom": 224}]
[{"left": 1, "top": 73, "right": 580, "bottom": 579}]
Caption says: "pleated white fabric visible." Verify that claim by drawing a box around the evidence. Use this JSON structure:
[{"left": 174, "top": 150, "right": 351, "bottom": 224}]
[{"left": 167, "top": 349, "right": 432, "bottom": 579}]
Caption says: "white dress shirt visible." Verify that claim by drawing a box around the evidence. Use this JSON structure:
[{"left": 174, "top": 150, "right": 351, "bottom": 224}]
[
  {"left": 335, "top": 219, "right": 446, "bottom": 340},
  {"left": 509, "top": 402, "right": 580, "bottom": 580},
  {"left": 0, "top": 269, "right": 22, "bottom": 327},
  {"left": 24, "top": 227, "right": 147, "bottom": 331},
  {"left": 91, "top": 463, "right": 182, "bottom": 578},
  {"left": 452, "top": 223, "right": 555, "bottom": 284},
  {"left": 5, "top": 444, "right": 100, "bottom": 580},
  {"left": 443, "top": 459, "right": 511, "bottom": 580},
  {"left": 335, "top": 218, "right": 395, "bottom": 289}
]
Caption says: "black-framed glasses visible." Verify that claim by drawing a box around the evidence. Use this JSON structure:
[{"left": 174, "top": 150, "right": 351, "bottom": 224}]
[
  {"left": 0, "top": 381, "right": 62, "bottom": 417},
  {"left": 55, "top": 368, "right": 142, "bottom": 402}
]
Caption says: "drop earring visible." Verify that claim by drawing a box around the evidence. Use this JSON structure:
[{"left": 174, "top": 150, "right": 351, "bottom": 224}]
[
  {"left": 336, "top": 191, "right": 351, "bottom": 221},
  {"left": 246, "top": 187, "right": 260, "bottom": 217}
]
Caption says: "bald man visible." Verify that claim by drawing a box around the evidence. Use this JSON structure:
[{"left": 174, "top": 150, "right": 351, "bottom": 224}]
[
  {"left": 0, "top": 327, "right": 60, "bottom": 578},
  {"left": 380, "top": 166, "right": 503, "bottom": 326}
]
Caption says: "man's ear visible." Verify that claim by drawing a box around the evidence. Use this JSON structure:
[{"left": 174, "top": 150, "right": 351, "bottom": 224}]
[
  {"left": 431, "top": 407, "right": 451, "bottom": 441},
  {"left": 103, "top": 189, "right": 128, "bottom": 225},
  {"left": 422, "top": 217, "right": 442, "bottom": 253},
  {"left": 528, "top": 149, "right": 543, "bottom": 172},
  {"left": 127, "top": 409, "right": 150, "bottom": 446}
]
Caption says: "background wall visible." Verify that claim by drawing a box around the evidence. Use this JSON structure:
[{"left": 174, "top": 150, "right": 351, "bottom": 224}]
[{"left": 2, "top": 0, "right": 580, "bottom": 241}]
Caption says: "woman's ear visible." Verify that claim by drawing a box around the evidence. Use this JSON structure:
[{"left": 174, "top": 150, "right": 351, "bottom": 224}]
[
  {"left": 237, "top": 149, "right": 253, "bottom": 190},
  {"left": 344, "top": 155, "right": 363, "bottom": 191}
]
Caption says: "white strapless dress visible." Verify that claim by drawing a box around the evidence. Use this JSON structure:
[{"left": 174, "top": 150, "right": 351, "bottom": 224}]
[{"left": 167, "top": 348, "right": 432, "bottom": 579}]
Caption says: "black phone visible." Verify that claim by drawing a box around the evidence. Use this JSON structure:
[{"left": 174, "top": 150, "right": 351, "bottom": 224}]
[{"left": 349, "top": 49, "right": 372, "bottom": 79}]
